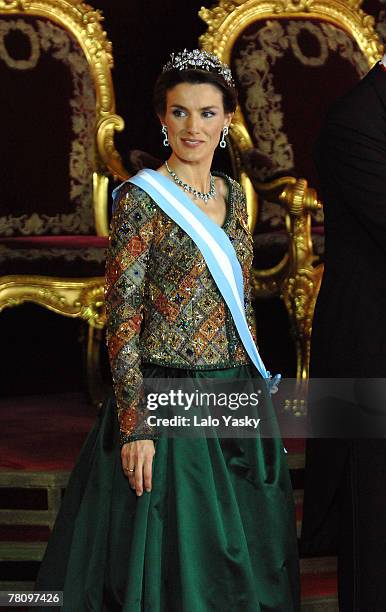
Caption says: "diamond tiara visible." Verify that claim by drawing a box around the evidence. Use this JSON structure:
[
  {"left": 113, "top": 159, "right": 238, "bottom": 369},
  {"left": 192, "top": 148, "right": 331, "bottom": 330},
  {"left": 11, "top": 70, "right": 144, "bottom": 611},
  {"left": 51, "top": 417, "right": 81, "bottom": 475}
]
[{"left": 162, "top": 49, "right": 235, "bottom": 88}]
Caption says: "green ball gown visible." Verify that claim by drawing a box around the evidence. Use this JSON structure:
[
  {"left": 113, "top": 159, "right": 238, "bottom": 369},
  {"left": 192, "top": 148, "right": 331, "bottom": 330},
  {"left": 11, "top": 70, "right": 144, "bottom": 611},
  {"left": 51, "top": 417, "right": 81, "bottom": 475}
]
[
  {"left": 34, "top": 174, "right": 300, "bottom": 611},
  {"left": 34, "top": 364, "right": 300, "bottom": 612}
]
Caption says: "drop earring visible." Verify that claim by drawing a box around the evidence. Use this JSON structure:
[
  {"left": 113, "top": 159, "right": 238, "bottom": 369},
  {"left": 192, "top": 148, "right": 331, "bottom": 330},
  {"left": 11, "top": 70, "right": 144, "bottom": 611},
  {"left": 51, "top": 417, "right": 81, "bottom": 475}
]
[
  {"left": 219, "top": 126, "right": 229, "bottom": 149},
  {"left": 162, "top": 125, "right": 169, "bottom": 147}
]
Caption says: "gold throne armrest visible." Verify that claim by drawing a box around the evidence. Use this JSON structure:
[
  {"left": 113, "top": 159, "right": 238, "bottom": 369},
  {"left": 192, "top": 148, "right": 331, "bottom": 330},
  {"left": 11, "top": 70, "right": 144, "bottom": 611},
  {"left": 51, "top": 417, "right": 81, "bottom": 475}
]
[{"left": 253, "top": 176, "right": 323, "bottom": 379}]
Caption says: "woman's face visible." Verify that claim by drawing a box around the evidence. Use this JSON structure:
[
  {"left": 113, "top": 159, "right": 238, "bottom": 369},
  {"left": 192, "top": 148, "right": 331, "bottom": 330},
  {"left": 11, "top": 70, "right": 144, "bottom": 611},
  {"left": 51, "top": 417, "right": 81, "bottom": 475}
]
[{"left": 160, "top": 82, "right": 232, "bottom": 165}]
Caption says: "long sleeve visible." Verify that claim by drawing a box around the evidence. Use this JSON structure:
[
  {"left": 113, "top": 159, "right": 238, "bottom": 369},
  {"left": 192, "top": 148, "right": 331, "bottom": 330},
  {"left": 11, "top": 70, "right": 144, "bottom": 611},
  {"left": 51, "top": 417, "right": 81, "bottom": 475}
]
[{"left": 105, "top": 182, "right": 158, "bottom": 447}]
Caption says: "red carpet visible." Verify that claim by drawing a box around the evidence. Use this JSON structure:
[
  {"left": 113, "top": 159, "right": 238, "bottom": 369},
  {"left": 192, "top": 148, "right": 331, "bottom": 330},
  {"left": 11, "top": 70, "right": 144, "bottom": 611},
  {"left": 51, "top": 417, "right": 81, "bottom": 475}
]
[
  {"left": 0, "top": 392, "right": 96, "bottom": 471},
  {"left": 302, "top": 572, "right": 337, "bottom": 599}
]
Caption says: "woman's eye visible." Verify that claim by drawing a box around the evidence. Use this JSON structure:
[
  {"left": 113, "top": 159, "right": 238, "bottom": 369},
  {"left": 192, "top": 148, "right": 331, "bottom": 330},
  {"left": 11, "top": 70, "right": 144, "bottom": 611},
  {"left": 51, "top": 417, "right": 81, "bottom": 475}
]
[
  {"left": 202, "top": 111, "right": 216, "bottom": 118},
  {"left": 172, "top": 109, "right": 186, "bottom": 117}
]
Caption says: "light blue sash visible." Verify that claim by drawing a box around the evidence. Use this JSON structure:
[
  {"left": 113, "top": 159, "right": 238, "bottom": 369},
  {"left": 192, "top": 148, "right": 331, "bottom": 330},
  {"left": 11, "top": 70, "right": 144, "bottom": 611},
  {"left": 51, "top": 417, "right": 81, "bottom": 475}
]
[{"left": 113, "top": 169, "right": 280, "bottom": 393}]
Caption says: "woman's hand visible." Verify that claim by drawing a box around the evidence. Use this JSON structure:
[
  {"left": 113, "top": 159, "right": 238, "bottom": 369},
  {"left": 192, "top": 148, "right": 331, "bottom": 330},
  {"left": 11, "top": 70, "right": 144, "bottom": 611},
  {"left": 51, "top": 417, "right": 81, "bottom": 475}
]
[{"left": 121, "top": 440, "right": 156, "bottom": 496}]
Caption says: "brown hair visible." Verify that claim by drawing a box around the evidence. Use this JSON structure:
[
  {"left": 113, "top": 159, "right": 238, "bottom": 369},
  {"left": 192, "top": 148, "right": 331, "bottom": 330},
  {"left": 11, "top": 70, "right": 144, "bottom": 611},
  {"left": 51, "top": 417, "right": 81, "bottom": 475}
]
[{"left": 153, "top": 68, "right": 238, "bottom": 116}]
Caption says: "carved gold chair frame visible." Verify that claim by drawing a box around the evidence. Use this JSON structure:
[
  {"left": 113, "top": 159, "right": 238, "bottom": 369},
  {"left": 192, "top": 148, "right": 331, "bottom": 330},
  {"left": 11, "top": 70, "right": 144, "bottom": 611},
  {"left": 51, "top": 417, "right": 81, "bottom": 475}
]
[
  {"left": 0, "top": 0, "right": 129, "bottom": 402},
  {"left": 200, "top": 0, "right": 382, "bottom": 411}
]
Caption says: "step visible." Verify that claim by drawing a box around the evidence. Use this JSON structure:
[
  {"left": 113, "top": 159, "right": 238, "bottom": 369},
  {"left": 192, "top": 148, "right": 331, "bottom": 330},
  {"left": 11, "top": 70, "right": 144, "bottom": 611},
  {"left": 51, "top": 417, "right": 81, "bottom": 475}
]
[
  {"left": 301, "top": 598, "right": 338, "bottom": 611},
  {"left": 0, "top": 541, "right": 46, "bottom": 562}
]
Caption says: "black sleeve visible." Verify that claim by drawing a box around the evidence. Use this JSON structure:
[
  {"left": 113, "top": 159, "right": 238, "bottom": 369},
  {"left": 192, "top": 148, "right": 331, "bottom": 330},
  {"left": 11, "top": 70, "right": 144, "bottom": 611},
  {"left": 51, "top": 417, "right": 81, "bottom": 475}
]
[{"left": 315, "top": 110, "right": 386, "bottom": 254}]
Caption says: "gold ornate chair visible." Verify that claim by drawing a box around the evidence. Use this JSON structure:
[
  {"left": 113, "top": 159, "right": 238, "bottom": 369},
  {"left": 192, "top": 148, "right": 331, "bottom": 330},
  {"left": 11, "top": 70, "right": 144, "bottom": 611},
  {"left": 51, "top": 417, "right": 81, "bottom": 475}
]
[
  {"left": 0, "top": 0, "right": 128, "bottom": 401},
  {"left": 200, "top": 0, "right": 382, "bottom": 406},
  {"left": 361, "top": 0, "right": 386, "bottom": 45}
]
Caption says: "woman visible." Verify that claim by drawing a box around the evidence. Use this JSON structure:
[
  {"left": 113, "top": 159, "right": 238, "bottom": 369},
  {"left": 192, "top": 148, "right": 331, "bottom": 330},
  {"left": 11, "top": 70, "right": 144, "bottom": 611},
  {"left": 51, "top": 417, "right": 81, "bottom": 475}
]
[{"left": 34, "top": 50, "right": 300, "bottom": 611}]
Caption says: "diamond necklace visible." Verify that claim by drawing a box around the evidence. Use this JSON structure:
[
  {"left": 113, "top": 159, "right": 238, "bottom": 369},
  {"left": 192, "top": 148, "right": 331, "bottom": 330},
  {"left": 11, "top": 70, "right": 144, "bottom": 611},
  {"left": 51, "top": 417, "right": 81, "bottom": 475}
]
[{"left": 165, "top": 160, "right": 216, "bottom": 204}]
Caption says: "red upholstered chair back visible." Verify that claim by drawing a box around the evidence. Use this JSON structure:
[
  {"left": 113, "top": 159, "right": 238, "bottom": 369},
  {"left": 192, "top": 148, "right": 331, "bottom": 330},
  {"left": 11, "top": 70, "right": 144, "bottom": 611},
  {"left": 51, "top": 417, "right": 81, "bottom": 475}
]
[
  {"left": 0, "top": 15, "right": 96, "bottom": 237},
  {"left": 0, "top": 3, "right": 128, "bottom": 279},
  {"left": 200, "top": 2, "right": 382, "bottom": 269},
  {"left": 231, "top": 17, "right": 368, "bottom": 190},
  {"left": 229, "top": 16, "right": 373, "bottom": 252}
]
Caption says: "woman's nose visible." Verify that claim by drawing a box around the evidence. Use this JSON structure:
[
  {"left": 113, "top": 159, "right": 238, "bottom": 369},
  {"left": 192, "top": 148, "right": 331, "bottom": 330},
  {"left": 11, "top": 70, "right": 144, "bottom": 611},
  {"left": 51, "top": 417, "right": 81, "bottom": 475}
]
[{"left": 185, "top": 114, "right": 200, "bottom": 132}]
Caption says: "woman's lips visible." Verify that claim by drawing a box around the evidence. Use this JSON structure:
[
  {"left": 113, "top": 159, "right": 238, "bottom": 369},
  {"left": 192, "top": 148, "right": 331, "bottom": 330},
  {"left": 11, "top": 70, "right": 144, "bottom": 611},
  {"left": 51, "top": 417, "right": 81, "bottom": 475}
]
[{"left": 181, "top": 138, "right": 204, "bottom": 148}]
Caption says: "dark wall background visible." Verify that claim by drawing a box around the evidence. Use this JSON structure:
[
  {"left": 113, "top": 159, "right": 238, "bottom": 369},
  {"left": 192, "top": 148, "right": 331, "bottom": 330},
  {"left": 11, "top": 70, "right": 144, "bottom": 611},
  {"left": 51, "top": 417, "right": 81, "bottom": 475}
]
[{"left": 1, "top": 1, "right": 295, "bottom": 398}]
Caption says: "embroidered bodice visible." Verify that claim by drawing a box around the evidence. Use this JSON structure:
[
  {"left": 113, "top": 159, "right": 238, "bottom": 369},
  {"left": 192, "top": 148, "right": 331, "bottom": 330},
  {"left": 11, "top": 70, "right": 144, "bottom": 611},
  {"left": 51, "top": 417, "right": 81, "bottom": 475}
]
[{"left": 105, "top": 172, "right": 258, "bottom": 446}]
